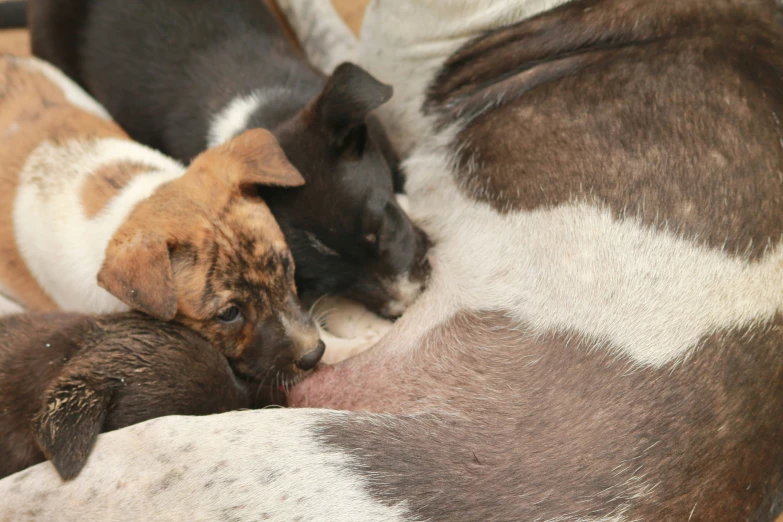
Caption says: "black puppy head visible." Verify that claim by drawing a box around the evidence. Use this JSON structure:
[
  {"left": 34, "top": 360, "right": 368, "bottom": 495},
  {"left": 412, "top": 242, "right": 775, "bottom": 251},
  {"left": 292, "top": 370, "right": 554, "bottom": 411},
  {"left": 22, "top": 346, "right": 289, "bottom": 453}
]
[{"left": 266, "top": 63, "right": 430, "bottom": 317}]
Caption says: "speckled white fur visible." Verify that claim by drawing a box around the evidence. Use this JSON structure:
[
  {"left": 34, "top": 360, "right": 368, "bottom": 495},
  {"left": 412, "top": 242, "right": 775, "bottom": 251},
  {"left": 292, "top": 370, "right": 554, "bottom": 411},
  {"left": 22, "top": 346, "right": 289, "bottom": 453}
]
[{"left": 0, "top": 410, "right": 412, "bottom": 522}]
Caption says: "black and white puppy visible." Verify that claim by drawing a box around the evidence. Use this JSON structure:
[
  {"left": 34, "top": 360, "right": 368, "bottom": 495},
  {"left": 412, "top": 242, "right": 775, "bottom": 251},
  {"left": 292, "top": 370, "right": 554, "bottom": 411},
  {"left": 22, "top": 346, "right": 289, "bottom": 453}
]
[
  {"left": 27, "top": 0, "right": 429, "bottom": 318},
  {"left": 0, "top": 312, "right": 258, "bottom": 481}
]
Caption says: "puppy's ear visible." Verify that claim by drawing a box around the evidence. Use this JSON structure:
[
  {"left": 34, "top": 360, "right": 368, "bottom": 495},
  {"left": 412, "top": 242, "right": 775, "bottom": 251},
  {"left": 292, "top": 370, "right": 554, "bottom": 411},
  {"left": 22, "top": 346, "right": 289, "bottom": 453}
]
[
  {"left": 32, "top": 373, "right": 120, "bottom": 480},
  {"left": 97, "top": 232, "right": 178, "bottom": 321},
  {"left": 216, "top": 128, "right": 305, "bottom": 188},
  {"left": 314, "top": 63, "right": 393, "bottom": 153}
]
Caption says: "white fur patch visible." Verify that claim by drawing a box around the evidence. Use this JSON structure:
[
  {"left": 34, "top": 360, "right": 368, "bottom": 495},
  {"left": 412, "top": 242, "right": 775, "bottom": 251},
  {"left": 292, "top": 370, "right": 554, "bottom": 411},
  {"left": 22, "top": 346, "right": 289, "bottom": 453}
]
[
  {"left": 0, "top": 409, "right": 412, "bottom": 521},
  {"left": 17, "top": 57, "right": 113, "bottom": 120},
  {"left": 402, "top": 126, "right": 783, "bottom": 367},
  {"left": 381, "top": 273, "right": 424, "bottom": 318},
  {"left": 13, "top": 138, "right": 185, "bottom": 313},
  {"left": 207, "top": 88, "right": 289, "bottom": 147}
]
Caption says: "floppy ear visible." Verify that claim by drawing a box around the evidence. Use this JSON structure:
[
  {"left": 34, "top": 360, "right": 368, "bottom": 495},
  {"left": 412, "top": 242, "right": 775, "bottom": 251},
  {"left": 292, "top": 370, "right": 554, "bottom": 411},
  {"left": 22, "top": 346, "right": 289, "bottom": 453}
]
[
  {"left": 314, "top": 62, "right": 393, "bottom": 150},
  {"left": 97, "top": 232, "right": 178, "bottom": 321},
  {"left": 218, "top": 128, "right": 305, "bottom": 188},
  {"left": 32, "top": 373, "right": 120, "bottom": 480}
]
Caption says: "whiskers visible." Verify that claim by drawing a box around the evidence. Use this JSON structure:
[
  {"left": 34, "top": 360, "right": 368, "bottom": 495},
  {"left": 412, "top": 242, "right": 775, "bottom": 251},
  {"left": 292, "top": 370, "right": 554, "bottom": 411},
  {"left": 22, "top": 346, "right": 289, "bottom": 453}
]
[
  {"left": 309, "top": 294, "right": 339, "bottom": 334},
  {"left": 248, "top": 365, "right": 306, "bottom": 406}
]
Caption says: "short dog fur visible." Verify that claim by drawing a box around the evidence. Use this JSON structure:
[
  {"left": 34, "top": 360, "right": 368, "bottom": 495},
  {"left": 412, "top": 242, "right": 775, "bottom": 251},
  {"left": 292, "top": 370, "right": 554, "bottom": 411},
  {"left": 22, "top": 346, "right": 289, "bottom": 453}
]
[
  {"left": 27, "top": 0, "right": 430, "bottom": 318},
  {"left": 0, "top": 311, "right": 258, "bottom": 481},
  {"left": 0, "top": 55, "right": 324, "bottom": 382}
]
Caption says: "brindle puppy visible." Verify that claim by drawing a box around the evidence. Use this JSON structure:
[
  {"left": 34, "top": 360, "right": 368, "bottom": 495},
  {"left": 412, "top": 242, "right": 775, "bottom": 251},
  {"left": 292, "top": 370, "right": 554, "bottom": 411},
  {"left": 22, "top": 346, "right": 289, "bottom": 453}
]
[{"left": 0, "top": 312, "right": 258, "bottom": 481}]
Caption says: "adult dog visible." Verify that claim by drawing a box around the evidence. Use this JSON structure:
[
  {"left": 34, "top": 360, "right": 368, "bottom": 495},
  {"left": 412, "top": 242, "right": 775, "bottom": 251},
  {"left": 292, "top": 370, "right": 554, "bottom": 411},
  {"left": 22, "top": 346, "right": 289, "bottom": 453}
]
[{"left": 2, "top": 0, "right": 783, "bottom": 520}]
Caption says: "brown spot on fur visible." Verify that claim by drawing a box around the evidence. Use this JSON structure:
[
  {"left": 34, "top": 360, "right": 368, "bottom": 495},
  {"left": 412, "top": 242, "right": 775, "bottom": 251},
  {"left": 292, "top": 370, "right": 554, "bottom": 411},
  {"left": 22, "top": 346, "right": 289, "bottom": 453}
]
[
  {"left": 81, "top": 161, "right": 151, "bottom": 218},
  {"left": 0, "top": 56, "right": 126, "bottom": 310},
  {"left": 429, "top": 0, "right": 783, "bottom": 261}
]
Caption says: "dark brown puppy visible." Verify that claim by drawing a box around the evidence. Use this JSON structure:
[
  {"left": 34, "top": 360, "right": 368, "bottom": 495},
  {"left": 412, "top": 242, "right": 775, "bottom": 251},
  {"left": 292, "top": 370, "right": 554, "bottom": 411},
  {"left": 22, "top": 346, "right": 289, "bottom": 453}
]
[{"left": 0, "top": 312, "right": 259, "bottom": 481}]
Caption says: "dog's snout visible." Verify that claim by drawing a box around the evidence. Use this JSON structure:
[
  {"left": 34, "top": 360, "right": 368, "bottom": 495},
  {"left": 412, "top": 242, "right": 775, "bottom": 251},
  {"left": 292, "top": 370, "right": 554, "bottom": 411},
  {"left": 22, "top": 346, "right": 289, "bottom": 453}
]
[
  {"left": 278, "top": 304, "right": 323, "bottom": 371},
  {"left": 295, "top": 340, "right": 325, "bottom": 371}
]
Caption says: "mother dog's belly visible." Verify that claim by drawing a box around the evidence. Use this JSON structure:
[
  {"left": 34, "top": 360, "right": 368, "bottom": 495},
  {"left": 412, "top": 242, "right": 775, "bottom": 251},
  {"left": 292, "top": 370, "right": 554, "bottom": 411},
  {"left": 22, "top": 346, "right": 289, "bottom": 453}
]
[{"left": 292, "top": 135, "right": 783, "bottom": 410}]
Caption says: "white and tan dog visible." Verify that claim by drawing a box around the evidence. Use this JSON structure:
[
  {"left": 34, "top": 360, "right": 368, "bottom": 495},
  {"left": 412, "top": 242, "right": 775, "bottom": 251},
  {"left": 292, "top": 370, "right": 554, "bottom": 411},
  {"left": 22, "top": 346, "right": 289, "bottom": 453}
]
[
  {"left": 3, "top": 1, "right": 783, "bottom": 521},
  {"left": 0, "top": 54, "right": 325, "bottom": 381}
]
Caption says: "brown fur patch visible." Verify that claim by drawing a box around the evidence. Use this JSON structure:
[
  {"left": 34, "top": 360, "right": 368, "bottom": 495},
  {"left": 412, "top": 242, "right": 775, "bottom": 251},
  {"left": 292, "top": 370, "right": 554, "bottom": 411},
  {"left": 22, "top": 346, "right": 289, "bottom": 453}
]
[
  {"left": 0, "top": 55, "right": 126, "bottom": 310},
  {"left": 428, "top": 0, "right": 783, "bottom": 261},
  {"left": 310, "top": 309, "right": 783, "bottom": 521},
  {"left": 81, "top": 161, "right": 151, "bottom": 218}
]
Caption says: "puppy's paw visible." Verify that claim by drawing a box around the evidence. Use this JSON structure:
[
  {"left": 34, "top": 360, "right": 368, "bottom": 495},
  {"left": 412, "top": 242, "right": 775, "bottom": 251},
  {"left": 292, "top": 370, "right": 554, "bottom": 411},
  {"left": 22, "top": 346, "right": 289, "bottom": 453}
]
[
  {"left": 319, "top": 330, "right": 380, "bottom": 365},
  {"left": 314, "top": 296, "right": 393, "bottom": 339},
  {"left": 312, "top": 297, "right": 393, "bottom": 363}
]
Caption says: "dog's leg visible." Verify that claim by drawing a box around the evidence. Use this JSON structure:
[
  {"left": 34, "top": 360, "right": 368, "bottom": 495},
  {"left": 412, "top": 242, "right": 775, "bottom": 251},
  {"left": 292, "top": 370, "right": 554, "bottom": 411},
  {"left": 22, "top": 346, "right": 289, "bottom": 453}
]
[{"left": 275, "top": 0, "right": 358, "bottom": 75}]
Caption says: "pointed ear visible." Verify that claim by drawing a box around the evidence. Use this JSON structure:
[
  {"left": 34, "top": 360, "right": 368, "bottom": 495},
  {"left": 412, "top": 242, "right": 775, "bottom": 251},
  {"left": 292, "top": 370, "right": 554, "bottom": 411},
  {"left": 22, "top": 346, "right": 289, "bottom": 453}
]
[
  {"left": 217, "top": 128, "right": 305, "bottom": 188},
  {"left": 314, "top": 62, "right": 393, "bottom": 146},
  {"left": 32, "top": 373, "right": 120, "bottom": 480},
  {"left": 97, "top": 232, "right": 178, "bottom": 321}
]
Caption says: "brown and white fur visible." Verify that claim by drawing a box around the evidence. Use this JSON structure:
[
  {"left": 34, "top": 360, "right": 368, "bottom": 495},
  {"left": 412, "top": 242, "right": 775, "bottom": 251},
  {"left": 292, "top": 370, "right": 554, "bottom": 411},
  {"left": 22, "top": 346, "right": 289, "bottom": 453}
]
[
  {"left": 2, "top": 1, "right": 783, "bottom": 521},
  {"left": 0, "top": 55, "right": 323, "bottom": 382}
]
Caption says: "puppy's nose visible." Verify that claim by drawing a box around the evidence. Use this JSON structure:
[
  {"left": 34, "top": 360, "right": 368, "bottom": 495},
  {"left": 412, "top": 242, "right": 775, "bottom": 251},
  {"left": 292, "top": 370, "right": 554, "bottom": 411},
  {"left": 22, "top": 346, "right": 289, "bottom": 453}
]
[{"left": 296, "top": 340, "right": 325, "bottom": 371}]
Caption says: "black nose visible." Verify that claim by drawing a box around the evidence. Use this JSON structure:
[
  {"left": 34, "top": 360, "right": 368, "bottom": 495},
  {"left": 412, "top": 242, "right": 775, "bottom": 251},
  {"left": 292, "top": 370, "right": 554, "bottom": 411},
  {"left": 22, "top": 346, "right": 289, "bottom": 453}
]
[{"left": 296, "top": 340, "right": 325, "bottom": 371}]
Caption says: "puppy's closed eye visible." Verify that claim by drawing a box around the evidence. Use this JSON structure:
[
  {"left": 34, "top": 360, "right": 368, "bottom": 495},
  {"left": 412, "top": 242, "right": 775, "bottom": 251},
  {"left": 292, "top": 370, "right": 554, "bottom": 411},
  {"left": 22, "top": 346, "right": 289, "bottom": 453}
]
[{"left": 31, "top": 372, "right": 121, "bottom": 480}]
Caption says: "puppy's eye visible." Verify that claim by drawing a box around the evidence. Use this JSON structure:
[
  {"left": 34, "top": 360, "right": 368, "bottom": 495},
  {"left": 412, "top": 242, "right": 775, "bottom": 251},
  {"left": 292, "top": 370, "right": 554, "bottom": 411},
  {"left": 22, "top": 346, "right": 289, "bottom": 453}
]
[
  {"left": 217, "top": 306, "right": 243, "bottom": 324},
  {"left": 281, "top": 254, "right": 294, "bottom": 277}
]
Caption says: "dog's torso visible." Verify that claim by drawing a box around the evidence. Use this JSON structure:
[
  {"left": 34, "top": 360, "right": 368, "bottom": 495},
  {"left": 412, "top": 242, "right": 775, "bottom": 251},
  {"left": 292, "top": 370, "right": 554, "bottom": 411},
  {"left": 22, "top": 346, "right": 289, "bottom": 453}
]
[{"left": 0, "top": 55, "right": 186, "bottom": 313}]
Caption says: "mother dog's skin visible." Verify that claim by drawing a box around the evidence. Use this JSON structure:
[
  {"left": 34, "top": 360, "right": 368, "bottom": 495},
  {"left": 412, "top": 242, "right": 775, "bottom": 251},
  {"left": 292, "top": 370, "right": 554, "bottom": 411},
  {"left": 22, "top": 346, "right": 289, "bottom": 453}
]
[{"left": 3, "top": 0, "right": 783, "bottom": 520}]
